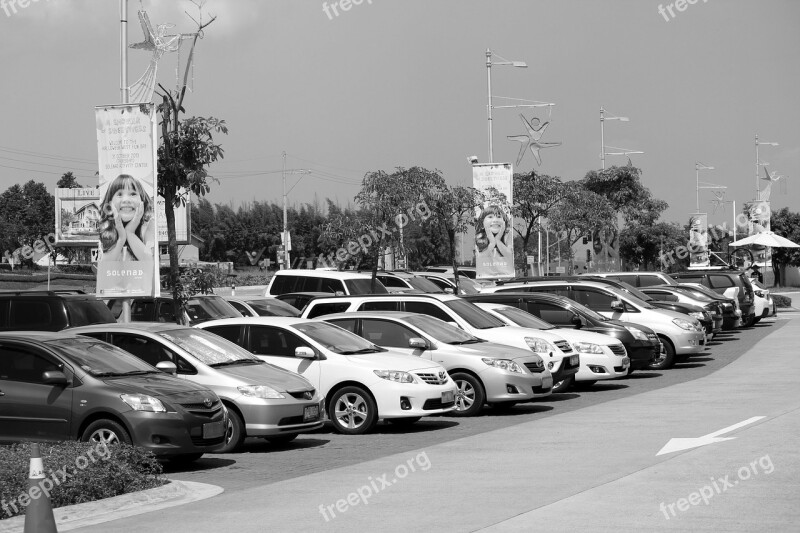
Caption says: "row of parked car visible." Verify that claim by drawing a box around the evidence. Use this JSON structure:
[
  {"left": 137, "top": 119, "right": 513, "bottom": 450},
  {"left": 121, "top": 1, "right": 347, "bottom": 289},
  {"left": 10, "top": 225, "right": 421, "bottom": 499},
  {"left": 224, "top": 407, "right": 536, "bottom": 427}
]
[{"left": 0, "top": 266, "right": 774, "bottom": 463}]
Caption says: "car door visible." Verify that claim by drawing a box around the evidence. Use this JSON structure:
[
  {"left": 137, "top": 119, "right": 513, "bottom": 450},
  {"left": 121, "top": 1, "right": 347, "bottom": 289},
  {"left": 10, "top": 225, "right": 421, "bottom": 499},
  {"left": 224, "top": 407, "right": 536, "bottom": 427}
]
[
  {"left": 524, "top": 300, "right": 580, "bottom": 328},
  {"left": 246, "top": 325, "right": 322, "bottom": 390},
  {"left": 106, "top": 332, "right": 197, "bottom": 379},
  {"left": 570, "top": 287, "right": 628, "bottom": 321},
  {"left": 0, "top": 342, "right": 73, "bottom": 442}
]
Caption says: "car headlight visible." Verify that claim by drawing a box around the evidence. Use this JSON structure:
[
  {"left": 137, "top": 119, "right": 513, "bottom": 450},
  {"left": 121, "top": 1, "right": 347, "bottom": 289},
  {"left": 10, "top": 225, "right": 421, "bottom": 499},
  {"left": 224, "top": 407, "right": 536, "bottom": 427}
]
[
  {"left": 120, "top": 394, "right": 166, "bottom": 412},
  {"left": 237, "top": 385, "right": 286, "bottom": 399},
  {"left": 755, "top": 290, "right": 764, "bottom": 298},
  {"left": 572, "top": 342, "right": 604, "bottom": 354},
  {"left": 524, "top": 337, "right": 554, "bottom": 353},
  {"left": 624, "top": 326, "right": 649, "bottom": 341},
  {"left": 722, "top": 303, "right": 733, "bottom": 311},
  {"left": 373, "top": 370, "right": 416, "bottom": 383},
  {"left": 672, "top": 318, "right": 696, "bottom": 331},
  {"left": 689, "top": 312, "right": 705, "bottom": 321},
  {"left": 481, "top": 358, "right": 524, "bottom": 373}
]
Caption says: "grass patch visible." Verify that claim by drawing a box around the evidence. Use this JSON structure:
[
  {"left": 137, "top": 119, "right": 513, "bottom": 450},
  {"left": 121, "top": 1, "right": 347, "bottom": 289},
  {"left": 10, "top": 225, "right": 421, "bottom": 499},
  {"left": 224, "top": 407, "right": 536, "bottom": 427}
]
[
  {"left": 773, "top": 294, "right": 793, "bottom": 308},
  {"left": 0, "top": 442, "right": 165, "bottom": 520}
]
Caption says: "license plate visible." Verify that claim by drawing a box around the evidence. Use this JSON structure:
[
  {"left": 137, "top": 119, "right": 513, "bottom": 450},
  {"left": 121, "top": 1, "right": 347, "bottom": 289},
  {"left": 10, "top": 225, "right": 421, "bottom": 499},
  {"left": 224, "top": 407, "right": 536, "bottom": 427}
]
[
  {"left": 542, "top": 375, "right": 553, "bottom": 388},
  {"left": 622, "top": 357, "right": 630, "bottom": 368},
  {"left": 203, "top": 421, "right": 225, "bottom": 439},
  {"left": 442, "top": 390, "right": 455, "bottom": 403},
  {"left": 569, "top": 355, "right": 579, "bottom": 366},
  {"left": 303, "top": 405, "right": 320, "bottom": 422}
]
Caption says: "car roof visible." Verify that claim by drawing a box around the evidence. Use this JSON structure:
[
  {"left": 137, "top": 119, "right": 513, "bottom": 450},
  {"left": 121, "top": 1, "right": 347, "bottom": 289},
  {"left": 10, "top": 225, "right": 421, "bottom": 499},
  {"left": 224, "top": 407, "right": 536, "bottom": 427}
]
[
  {"left": 319, "top": 311, "right": 420, "bottom": 321},
  {"left": 0, "top": 330, "right": 88, "bottom": 341},
  {"left": 68, "top": 322, "right": 192, "bottom": 334},
  {"left": 309, "top": 293, "right": 460, "bottom": 302},
  {"left": 272, "top": 270, "right": 374, "bottom": 280},
  {"left": 199, "top": 316, "right": 310, "bottom": 327}
]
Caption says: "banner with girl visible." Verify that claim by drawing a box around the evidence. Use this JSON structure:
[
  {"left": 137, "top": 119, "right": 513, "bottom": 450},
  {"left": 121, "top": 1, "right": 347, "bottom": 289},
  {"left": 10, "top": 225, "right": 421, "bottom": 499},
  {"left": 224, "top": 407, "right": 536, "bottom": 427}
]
[{"left": 472, "top": 163, "right": 515, "bottom": 279}]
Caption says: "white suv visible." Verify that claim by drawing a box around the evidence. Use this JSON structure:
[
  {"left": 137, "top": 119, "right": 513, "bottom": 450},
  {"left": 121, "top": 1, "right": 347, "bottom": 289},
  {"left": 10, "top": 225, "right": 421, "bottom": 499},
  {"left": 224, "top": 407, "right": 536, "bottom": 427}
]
[
  {"left": 266, "top": 270, "right": 389, "bottom": 296},
  {"left": 300, "top": 293, "right": 580, "bottom": 386}
]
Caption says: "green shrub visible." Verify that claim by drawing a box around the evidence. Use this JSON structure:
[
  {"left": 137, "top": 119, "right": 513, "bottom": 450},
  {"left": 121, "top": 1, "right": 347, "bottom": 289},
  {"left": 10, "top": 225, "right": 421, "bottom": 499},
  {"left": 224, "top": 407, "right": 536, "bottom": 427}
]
[
  {"left": 0, "top": 442, "right": 165, "bottom": 520},
  {"left": 773, "top": 294, "right": 793, "bottom": 308}
]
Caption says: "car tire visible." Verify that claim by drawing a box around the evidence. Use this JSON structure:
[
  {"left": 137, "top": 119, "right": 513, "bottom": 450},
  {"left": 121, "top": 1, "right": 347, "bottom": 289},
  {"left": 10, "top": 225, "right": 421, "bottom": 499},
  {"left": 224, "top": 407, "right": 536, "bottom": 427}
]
[
  {"left": 626, "top": 367, "right": 635, "bottom": 376},
  {"left": 265, "top": 434, "right": 298, "bottom": 445},
  {"left": 81, "top": 419, "right": 131, "bottom": 446},
  {"left": 169, "top": 453, "right": 204, "bottom": 465},
  {"left": 552, "top": 374, "right": 574, "bottom": 393},
  {"left": 329, "top": 386, "right": 378, "bottom": 435},
  {"left": 743, "top": 314, "right": 756, "bottom": 327},
  {"left": 387, "top": 417, "right": 421, "bottom": 426},
  {"left": 218, "top": 409, "right": 245, "bottom": 453},
  {"left": 451, "top": 372, "right": 485, "bottom": 417},
  {"left": 647, "top": 337, "right": 675, "bottom": 370}
]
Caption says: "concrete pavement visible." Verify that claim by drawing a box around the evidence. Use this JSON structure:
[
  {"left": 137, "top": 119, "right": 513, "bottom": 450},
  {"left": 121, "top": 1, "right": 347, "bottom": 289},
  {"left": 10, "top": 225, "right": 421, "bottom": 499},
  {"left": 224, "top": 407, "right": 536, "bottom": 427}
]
[{"left": 67, "top": 315, "right": 799, "bottom": 532}]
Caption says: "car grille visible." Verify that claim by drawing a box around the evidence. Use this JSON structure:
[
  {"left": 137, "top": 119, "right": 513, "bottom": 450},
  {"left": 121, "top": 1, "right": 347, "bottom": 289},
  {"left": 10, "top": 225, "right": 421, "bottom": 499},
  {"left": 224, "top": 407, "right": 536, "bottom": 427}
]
[
  {"left": 287, "top": 389, "right": 316, "bottom": 400},
  {"left": 647, "top": 333, "right": 659, "bottom": 343},
  {"left": 278, "top": 414, "right": 320, "bottom": 426},
  {"left": 179, "top": 400, "right": 224, "bottom": 419},
  {"left": 524, "top": 361, "right": 545, "bottom": 373},
  {"left": 565, "top": 354, "right": 580, "bottom": 369},
  {"left": 532, "top": 384, "right": 551, "bottom": 394},
  {"left": 554, "top": 340, "right": 573, "bottom": 353},
  {"left": 609, "top": 344, "right": 627, "bottom": 357},
  {"left": 422, "top": 398, "right": 456, "bottom": 410},
  {"left": 191, "top": 434, "right": 225, "bottom": 446},
  {"left": 415, "top": 371, "right": 449, "bottom": 385}
]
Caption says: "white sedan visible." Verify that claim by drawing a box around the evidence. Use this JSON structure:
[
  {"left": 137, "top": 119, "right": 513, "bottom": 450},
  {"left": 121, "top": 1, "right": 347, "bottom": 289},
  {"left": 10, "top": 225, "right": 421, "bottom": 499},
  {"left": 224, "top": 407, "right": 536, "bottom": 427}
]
[
  {"left": 197, "top": 317, "right": 456, "bottom": 434},
  {"left": 474, "top": 303, "right": 630, "bottom": 391}
]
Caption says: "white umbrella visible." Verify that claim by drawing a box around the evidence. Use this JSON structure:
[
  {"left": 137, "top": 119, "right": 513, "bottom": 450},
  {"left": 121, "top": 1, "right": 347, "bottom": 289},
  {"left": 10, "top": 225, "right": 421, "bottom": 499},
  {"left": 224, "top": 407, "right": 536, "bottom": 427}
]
[{"left": 729, "top": 231, "right": 800, "bottom": 248}]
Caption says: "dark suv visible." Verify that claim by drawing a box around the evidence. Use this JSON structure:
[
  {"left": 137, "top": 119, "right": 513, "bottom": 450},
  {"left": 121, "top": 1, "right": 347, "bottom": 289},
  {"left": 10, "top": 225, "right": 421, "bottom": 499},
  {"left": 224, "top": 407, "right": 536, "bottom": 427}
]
[
  {"left": 670, "top": 270, "right": 756, "bottom": 327},
  {"left": 107, "top": 294, "right": 243, "bottom": 325},
  {"left": 0, "top": 290, "right": 116, "bottom": 332}
]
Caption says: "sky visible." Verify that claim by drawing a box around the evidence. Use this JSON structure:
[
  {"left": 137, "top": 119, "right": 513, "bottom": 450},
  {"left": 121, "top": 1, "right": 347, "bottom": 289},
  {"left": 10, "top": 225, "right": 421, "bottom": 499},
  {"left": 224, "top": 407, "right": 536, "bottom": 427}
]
[{"left": 1, "top": 0, "right": 798, "bottom": 230}]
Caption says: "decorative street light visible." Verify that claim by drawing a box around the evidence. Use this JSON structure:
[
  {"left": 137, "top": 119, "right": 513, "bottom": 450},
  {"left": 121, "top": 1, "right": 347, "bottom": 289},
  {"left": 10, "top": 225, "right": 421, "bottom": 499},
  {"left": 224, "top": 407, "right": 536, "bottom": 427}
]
[
  {"left": 755, "top": 134, "right": 778, "bottom": 198},
  {"left": 486, "top": 49, "right": 527, "bottom": 163},
  {"left": 281, "top": 151, "right": 310, "bottom": 269},
  {"left": 600, "top": 107, "right": 642, "bottom": 169},
  {"left": 695, "top": 161, "right": 717, "bottom": 212}
]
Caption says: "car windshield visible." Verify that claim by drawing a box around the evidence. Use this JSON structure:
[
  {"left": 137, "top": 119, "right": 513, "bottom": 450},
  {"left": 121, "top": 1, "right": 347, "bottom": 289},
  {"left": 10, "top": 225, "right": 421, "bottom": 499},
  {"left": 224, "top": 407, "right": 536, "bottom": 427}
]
[
  {"left": 606, "top": 286, "right": 655, "bottom": 310},
  {"left": 245, "top": 298, "right": 301, "bottom": 317},
  {"left": 65, "top": 300, "right": 116, "bottom": 326},
  {"left": 295, "top": 321, "right": 386, "bottom": 354},
  {"left": 450, "top": 277, "right": 480, "bottom": 294},
  {"left": 159, "top": 328, "right": 261, "bottom": 366},
  {"left": 444, "top": 299, "right": 506, "bottom": 329},
  {"left": 616, "top": 281, "right": 655, "bottom": 302},
  {"left": 494, "top": 307, "right": 555, "bottom": 330},
  {"left": 345, "top": 279, "right": 389, "bottom": 295},
  {"left": 671, "top": 288, "right": 713, "bottom": 302},
  {"left": 47, "top": 336, "right": 160, "bottom": 376},
  {"left": 675, "top": 283, "right": 724, "bottom": 300},
  {"left": 185, "top": 296, "right": 243, "bottom": 323},
  {"left": 407, "top": 277, "right": 445, "bottom": 293},
  {"left": 404, "top": 314, "right": 479, "bottom": 344}
]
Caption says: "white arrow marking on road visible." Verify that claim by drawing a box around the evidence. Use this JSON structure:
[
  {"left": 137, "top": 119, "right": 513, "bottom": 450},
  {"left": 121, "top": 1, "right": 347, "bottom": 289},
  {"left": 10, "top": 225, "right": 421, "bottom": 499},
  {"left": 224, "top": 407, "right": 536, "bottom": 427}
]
[{"left": 657, "top": 416, "right": 766, "bottom": 456}]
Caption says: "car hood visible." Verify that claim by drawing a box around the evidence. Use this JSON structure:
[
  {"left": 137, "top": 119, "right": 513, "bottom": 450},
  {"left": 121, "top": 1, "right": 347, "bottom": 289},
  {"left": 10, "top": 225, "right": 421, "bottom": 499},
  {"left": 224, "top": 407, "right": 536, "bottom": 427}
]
[
  {"left": 446, "top": 341, "right": 534, "bottom": 361},
  {"left": 606, "top": 319, "right": 656, "bottom": 335},
  {"left": 345, "top": 352, "right": 445, "bottom": 373},
  {"left": 550, "top": 328, "right": 621, "bottom": 345},
  {"left": 474, "top": 325, "right": 567, "bottom": 345},
  {"left": 216, "top": 363, "right": 314, "bottom": 391},
  {"left": 99, "top": 373, "right": 211, "bottom": 398}
]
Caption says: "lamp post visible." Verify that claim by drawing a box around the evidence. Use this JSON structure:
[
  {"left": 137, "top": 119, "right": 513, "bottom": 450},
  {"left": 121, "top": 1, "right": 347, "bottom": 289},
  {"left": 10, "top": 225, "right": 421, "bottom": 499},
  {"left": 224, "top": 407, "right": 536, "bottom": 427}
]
[
  {"left": 695, "top": 162, "right": 716, "bottom": 212},
  {"left": 755, "top": 134, "right": 778, "bottom": 198},
  {"left": 486, "top": 49, "right": 527, "bottom": 162},
  {"left": 600, "top": 107, "right": 642, "bottom": 169},
  {"left": 280, "top": 151, "right": 310, "bottom": 269}
]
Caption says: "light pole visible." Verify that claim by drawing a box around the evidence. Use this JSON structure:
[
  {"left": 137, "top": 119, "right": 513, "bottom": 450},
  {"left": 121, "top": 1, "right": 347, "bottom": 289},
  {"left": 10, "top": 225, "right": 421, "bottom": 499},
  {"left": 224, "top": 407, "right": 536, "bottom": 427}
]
[
  {"left": 695, "top": 162, "right": 716, "bottom": 212},
  {"left": 486, "top": 49, "right": 527, "bottom": 162},
  {"left": 280, "top": 151, "right": 310, "bottom": 269},
  {"left": 599, "top": 107, "right": 642, "bottom": 169},
  {"left": 755, "top": 134, "right": 778, "bottom": 198}
]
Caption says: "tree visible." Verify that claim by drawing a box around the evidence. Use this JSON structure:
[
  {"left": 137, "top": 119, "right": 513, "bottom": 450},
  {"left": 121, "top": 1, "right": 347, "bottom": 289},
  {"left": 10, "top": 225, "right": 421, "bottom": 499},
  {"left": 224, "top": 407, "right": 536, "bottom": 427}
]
[
  {"left": 511, "top": 172, "right": 568, "bottom": 269},
  {"left": 0, "top": 181, "right": 55, "bottom": 266},
  {"left": 769, "top": 208, "right": 800, "bottom": 287},
  {"left": 56, "top": 171, "right": 82, "bottom": 189},
  {"left": 580, "top": 164, "right": 667, "bottom": 225},
  {"left": 424, "top": 173, "right": 479, "bottom": 292},
  {"left": 619, "top": 221, "right": 686, "bottom": 271},
  {"left": 547, "top": 182, "right": 615, "bottom": 273}
]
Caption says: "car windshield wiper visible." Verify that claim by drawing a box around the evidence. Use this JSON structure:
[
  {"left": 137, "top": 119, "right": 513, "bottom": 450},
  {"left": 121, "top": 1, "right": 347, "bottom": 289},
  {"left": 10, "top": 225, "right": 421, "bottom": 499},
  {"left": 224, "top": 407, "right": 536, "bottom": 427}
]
[
  {"left": 210, "top": 359, "right": 262, "bottom": 367},
  {"left": 339, "top": 348, "right": 384, "bottom": 355},
  {"left": 449, "top": 338, "right": 484, "bottom": 345},
  {"left": 95, "top": 370, "right": 156, "bottom": 377}
]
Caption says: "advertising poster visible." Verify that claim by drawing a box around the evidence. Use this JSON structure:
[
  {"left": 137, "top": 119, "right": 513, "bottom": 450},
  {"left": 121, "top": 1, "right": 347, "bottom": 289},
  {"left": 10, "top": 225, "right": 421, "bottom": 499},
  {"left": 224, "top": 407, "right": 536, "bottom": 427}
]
[
  {"left": 472, "top": 163, "right": 515, "bottom": 279},
  {"left": 747, "top": 199, "right": 771, "bottom": 264},
  {"left": 55, "top": 188, "right": 102, "bottom": 245},
  {"left": 95, "top": 103, "right": 160, "bottom": 298},
  {"left": 688, "top": 213, "right": 709, "bottom": 268}
]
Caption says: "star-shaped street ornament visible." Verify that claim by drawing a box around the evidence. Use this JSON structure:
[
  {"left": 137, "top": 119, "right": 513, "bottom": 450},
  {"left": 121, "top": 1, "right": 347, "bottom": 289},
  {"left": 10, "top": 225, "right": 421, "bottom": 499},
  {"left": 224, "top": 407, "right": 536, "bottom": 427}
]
[{"left": 507, "top": 114, "right": 562, "bottom": 166}]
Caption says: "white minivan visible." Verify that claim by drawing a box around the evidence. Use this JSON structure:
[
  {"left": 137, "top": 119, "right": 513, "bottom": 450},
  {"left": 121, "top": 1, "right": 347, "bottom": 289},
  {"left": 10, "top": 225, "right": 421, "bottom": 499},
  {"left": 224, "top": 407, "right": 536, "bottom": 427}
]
[{"left": 266, "top": 270, "right": 389, "bottom": 297}]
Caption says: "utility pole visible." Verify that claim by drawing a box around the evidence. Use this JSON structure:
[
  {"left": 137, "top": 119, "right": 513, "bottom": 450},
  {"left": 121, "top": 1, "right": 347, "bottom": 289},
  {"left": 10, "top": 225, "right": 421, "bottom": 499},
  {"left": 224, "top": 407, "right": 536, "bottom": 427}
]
[{"left": 282, "top": 151, "right": 289, "bottom": 269}]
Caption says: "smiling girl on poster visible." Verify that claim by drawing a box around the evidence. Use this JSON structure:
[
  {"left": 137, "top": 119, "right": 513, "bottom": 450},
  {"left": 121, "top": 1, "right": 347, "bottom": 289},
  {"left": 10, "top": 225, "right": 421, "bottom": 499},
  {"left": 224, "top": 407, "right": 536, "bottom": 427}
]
[
  {"left": 98, "top": 174, "right": 155, "bottom": 262},
  {"left": 475, "top": 204, "right": 513, "bottom": 272}
]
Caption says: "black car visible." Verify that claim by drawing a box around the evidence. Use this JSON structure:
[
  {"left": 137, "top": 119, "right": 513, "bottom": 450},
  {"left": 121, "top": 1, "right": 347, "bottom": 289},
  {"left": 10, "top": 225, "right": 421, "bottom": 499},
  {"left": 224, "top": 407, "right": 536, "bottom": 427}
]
[
  {"left": 671, "top": 270, "right": 756, "bottom": 327},
  {"left": 462, "top": 292, "right": 660, "bottom": 371},
  {"left": 107, "top": 294, "right": 243, "bottom": 325},
  {"left": 0, "top": 290, "right": 117, "bottom": 332},
  {"left": 672, "top": 283, "right": 739, "bottom": 329},
  {"left": 639, "top": 286, "right": 724, "bottom": 335},
  {"left": 274, "top": 292, "right": 333, "bottom": 312},
  {"left": 0, "top": 331, "right": 226, "bottom": 462}
]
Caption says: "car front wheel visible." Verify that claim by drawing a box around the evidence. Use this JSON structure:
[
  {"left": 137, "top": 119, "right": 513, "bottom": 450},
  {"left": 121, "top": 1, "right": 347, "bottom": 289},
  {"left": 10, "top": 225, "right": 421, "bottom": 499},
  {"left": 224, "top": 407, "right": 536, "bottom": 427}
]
[
  {"left": 81, "top": 419, "right": 131, "bottom": 446},
  {"left": 329, "top": 386, "right": 377, "bottom": 435},
  {"left": 218, "top": 409, "right": 245, "bottom": 453},
  {"left": 647, "top": 337, "right": 675, "bottom": 370},
  {"left": 451, "top": 372, "right": 485, "bottom": 417}
]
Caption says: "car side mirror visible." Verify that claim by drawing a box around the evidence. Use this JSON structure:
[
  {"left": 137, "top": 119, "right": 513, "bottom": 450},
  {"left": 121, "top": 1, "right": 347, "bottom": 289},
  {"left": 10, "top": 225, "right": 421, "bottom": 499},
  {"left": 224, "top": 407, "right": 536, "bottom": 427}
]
[
  {"left": 444, "top": 287, "right": 454, "bottom": 294},
  {"left": 570, "top": 314, "right": 583, "bottom": 329},
  {"left": 610, "top": 300, "right": 624, "bottom": 312},
  {"left": 408, "top": 337, "right": 428, "bottom": 350},
  {"left": 42, "top": 370, "right": 69, "bottom": 386},
  {"left": 295, "top": 347, "right": 316, "bottom": 359},
  {"left": 155, "top": 361, "right": 177, "bottom": 375}
]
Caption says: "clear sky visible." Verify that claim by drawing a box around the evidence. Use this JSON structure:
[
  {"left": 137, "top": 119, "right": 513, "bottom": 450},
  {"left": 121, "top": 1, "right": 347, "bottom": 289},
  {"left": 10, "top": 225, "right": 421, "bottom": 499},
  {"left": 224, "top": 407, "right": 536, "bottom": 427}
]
[{"left": 1, "top": 0, "right": 798, "bottom": 229}]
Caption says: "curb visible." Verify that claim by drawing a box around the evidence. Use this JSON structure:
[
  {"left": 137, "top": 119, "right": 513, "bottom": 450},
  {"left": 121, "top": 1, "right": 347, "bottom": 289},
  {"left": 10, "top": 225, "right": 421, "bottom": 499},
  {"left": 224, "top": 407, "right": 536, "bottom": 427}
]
[{"left": 0, "top": 480, "right": 222, "bottom": 532}]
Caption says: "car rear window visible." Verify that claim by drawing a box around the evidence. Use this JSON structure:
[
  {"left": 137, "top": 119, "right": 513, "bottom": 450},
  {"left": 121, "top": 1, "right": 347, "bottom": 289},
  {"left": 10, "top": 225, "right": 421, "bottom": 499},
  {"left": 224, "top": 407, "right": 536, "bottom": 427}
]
[
  {"left": 709, "top": 275, "right": 734, "bottom": 289},
  {"left": 8, "top": 300, "right": 53, "bottom": 329},
  {"left": 245, "top": 298, "right": 300, "bottom": 317},
  {"left": 444, "top": 299, "right": 506, "bottom": 329},
  {"left": 345, "top": 279, "right": 388, "bottom": 294},
  {"left": 65, "top": 299, "right": 116, "bottom": 327}
]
